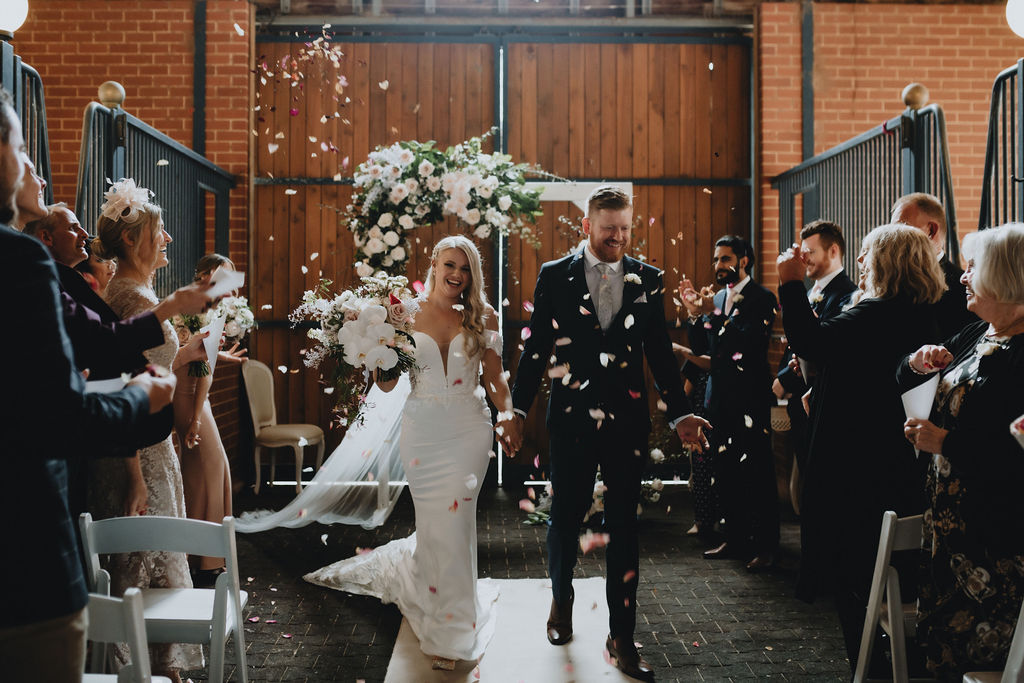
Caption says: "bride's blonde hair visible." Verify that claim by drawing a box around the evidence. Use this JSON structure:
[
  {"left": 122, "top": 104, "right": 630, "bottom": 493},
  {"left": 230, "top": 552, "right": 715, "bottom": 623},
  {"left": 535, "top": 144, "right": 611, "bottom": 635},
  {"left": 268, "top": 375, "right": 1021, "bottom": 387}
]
[{"left": 425, "top": 235, "right": 488, "bottom": 359}]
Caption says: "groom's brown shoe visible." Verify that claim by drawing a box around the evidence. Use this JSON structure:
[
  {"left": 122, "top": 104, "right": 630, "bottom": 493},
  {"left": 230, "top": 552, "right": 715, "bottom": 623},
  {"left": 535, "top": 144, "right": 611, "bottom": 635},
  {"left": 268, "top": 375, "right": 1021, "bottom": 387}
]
[
  {"left": 546, "top": 589, "right": 574, "bottom": 645},
  {"left": 606, "top": 635, "right": 656, "bottom": 682}
]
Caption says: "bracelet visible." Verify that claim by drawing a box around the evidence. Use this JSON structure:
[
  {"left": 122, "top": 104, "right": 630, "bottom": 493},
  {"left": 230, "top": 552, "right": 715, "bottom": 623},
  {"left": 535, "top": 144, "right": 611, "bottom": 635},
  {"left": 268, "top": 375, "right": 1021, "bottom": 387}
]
[{"left": 908, "top": 362, "right": 931, "bottom": 376}]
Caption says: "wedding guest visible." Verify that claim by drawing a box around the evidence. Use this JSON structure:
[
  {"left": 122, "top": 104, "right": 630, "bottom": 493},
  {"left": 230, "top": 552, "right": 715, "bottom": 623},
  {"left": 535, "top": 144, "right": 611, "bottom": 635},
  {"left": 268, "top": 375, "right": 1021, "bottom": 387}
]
[
  {"left": 681, "top": 235, "right": 779, "bottom": 571},
  {"left": 777, "top": 223, "right": 944, "bottom": 672},
  {"left": 672, "top": 343, "right": 716, "bottom": 540},
  {"left": 891, "top": 193, "right": 978, "bottom": 338},
  {"left": 89, "top": 180, "right": 204, "bottom": 682},
  {"left": 75, "top": 237, "right": 117, "bottom": 294},
  {"left": 0, "top": 88, "right": 176, "bottom": 683},
  {"left": 174, "top": 253, "right": 242, "bottom": 586},
  {"left": 10, "top": 154, "right": 46, "bottom": 230},
  {"left": 899, "top": 223, "right": 1024, "bottom": 680}
]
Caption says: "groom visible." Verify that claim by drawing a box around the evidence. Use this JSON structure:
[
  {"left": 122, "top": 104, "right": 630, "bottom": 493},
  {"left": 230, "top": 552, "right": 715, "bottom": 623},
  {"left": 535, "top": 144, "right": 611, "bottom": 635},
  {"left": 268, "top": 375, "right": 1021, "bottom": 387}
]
[{"left": 507, "top": 185, "right": 711, "bottom": 682}]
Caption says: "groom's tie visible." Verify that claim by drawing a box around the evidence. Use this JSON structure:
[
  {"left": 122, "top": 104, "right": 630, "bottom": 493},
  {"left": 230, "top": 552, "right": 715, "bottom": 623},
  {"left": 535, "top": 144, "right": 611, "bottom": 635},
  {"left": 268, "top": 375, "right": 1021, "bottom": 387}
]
[{"left": 596, "top": 262, "right": 614, "bottom": 330}]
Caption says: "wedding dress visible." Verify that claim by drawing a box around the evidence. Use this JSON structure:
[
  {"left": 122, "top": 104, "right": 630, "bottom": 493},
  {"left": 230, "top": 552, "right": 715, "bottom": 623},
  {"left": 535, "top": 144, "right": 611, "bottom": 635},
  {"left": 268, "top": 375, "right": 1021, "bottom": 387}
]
[{"left": 304, "top": 330, "right": 501, "bottom": 661}]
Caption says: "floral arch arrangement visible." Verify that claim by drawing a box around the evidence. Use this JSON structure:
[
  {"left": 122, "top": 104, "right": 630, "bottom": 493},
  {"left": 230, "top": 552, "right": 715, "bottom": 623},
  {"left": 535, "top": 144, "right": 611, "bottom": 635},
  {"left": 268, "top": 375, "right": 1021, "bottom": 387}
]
[{"left": 344, "top": 129, "right": 547, "bottom": 277}]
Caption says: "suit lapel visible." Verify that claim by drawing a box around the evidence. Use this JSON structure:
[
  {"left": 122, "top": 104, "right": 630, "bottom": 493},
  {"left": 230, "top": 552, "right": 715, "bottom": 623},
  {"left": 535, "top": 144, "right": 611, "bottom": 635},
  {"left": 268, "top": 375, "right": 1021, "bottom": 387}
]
[
  {"left": 609, "top": 257, "right": 644, "bottom": 330},
  {"left": 568, "top": 250, "right": 597, "bottom": 319}
]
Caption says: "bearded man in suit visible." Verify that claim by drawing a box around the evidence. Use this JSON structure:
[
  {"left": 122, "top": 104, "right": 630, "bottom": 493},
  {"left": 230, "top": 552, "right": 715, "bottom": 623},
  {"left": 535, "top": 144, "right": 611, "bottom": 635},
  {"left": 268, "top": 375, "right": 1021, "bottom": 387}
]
[
  {"left": 891, "top": 193, "right": 977, "bottom": 339},
  {"left": 681, "top": 235, "right": 779, "bottom": 572},
  {"left": 506, "top": 185, "right": 710, "bottom": 682}
]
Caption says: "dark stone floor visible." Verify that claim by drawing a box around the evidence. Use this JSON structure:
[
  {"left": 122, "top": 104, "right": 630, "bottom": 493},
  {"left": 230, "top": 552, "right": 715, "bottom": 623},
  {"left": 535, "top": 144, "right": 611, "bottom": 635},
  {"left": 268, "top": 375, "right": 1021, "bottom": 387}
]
[{"left": 184, "top": 482, "right": 851, "bottom": 682}]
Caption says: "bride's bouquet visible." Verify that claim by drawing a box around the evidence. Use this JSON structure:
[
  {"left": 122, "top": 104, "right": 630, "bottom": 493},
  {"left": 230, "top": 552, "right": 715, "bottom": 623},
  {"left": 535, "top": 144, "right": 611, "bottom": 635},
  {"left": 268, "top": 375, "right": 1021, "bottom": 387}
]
[
  {"left": 172, "top": 313, "right": 212, "bottom": 377},
  {"left": 213, "top": 295, "right": 256, "bottom": 343},
  {"left": 291, "top": 272, "right": 419, "bottom": 426}
]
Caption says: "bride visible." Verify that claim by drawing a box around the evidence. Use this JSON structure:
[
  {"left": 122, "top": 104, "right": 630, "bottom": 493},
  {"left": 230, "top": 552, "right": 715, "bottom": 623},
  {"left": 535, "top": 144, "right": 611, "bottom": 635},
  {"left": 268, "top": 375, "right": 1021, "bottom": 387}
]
[{"left": 304, "top": 235, "right": 517, "bottom": 666}]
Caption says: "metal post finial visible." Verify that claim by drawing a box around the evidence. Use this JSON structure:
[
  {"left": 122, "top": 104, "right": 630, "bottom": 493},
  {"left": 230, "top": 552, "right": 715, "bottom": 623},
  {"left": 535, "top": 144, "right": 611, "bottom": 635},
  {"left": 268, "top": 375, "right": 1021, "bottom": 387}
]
[
  {"left": 902, "top": 82, "right": 929, "bottom": 110},
  {"left": 98, "top": 81, "right": 126, "bottom": 109}
]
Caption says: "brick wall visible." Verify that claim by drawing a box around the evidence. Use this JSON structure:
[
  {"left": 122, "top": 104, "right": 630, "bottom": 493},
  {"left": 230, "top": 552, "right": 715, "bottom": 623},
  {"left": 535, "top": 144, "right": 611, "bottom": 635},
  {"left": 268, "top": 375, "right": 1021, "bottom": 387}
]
[
  {"left": 759, "top": 2, "right": 1023, "bottom": 275},
  {"left": 15, "top": 0, "right": 254, "bottom": 482}
]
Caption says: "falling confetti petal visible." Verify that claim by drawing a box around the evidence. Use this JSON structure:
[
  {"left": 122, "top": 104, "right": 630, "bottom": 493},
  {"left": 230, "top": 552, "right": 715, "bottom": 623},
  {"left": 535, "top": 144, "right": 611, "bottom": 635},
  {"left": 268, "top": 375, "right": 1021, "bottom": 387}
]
[
  {"left": 580, "top": 530, "right": 611, "bottom": 553},
  {"left": 285, "top": 189, "right": 297, "bottom": 195},
  {"left": 289, "top": 108, "right": 299, "bottom": 116},
  {"left": 277, "top": 365, "right": 287, "bottom": 373},
  {"left": 464, "top": 474, "right": 478, "bottom": 489},
  {"left": 320, "top": 534, "right": 328, "bottom": 545},
  {"left": 623, "top": 570, "right": 637, "bottom": 583},
  {"left": 261, "top": 304, "right": 273, "bottom": 310},
  {"left": 521, "top": 327, "right": 532, "bottom": 341},
  {"left": 523, "top": 300, "right": 535, "bottom": 313},
  {"left": 267, "top": 143, "right": 279, "bottom": 154},
  {"left": 624, "top": 314, "right": 635, "bottom": 329},
  {"left": 732, "top": 352, "right": 743, "bottom": 361},
  {"left": 378, "top": 80, "right": 389, "bottom": 90},
  {"left": 429, "top": 586, "right": 437, "bottom": 593},
  {"left": 534, "top": 455, "right": 540, "bottom": 469},
  {"left": 233, "top": 22, "right": 245, "bottom": 36},
  {"left": 555, "top": 337, "right": 572, "bottom": 346},
  {"left": 649, "top": 216, "right": 655, "bottom": 226},
  {"left": 300, "top": 265, "right": 309, "bottom": 274},
  {"left": 628, "top": 389, "right": 642, "bottom": 399},
  {"left": 449, "top": 499, "right": 459, "bottom": 512},
  {"left": 744, "top": 415, "right": 753, "bottom": 428},
  {"left": 412, "top": 280, "right": 425, "bottom": 293},
  {"left": 156, "top": 159, "right": 169, "bottom": 166}
]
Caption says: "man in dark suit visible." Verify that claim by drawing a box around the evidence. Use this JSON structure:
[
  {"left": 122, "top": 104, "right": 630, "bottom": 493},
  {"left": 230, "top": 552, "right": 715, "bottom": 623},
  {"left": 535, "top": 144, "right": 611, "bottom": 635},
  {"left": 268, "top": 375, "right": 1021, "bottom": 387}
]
[
  {"left": 0, "top": 89, "right": 177, "bottom": 683},
  {"left": 773, "top": 220, "right": 858, "bottom": 474},
  {"left": 681, "top": 235, "right": 779, "bottom": 571},
  {"left": 891, "top": 193, "right": 978, "bottom": 339},
  {"left": 507, "top": 185, "right": 710, "bottom": 682}
]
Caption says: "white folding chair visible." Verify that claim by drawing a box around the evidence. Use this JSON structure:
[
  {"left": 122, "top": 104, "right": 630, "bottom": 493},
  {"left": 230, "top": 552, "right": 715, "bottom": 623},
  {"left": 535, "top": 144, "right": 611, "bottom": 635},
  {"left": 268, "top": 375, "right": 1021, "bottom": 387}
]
[
  {"left": 963, "top": 597, "right": 1024, "bottom": 683},
  {"left": 241, "top": 359, "right": 326, "bottom": 493},
  {"left": 82, "top": 588, "right": 172, "bottom": 683},
  {"left": 854, "top": 511, "right": 924, "bottom": 683},
  {"left": 79, "top": 514, "right": 249, "bottom": 683}
]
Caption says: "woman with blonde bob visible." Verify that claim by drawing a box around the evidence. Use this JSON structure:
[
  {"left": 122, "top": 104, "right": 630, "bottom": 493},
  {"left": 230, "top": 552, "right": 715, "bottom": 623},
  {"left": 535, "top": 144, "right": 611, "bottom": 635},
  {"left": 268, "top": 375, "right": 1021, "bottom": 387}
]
[
  {"left": 304, "top": 234, "right": 516, "bottom": 669},
  {"left": 776, "top": 223, "right": 945, "bottom": 673},
  {"left": 898, "top": 223, "right": 1024, "bottom": 679},
  {"left": 88, "top": 179, "right": 204, "bottom": 682}
]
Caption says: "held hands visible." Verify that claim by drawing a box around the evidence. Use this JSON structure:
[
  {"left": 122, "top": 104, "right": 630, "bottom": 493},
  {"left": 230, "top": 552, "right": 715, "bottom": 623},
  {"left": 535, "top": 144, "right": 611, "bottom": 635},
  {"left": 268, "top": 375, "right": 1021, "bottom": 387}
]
[
  {"left": 501, "top": 413, "right": 525, "bottom": 454},
  {"left": 909, "top": 345, "right": 954, "bottom": 374},
  {"left": 776, "top": 244, "right": 805, "bottom": 284},
  {"left": 676, "top": 415, "right": 712, "bottom": 453},
  {"left": 904, "top": 418, "right": 949, "bottom": 453}
]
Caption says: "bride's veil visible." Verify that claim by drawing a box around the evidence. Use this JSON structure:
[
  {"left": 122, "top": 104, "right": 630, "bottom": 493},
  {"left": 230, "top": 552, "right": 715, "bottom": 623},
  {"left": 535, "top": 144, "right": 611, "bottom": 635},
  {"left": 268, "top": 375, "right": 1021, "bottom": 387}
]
[{"left": 236, "top": 375, "right": 409, "bottom": 532}]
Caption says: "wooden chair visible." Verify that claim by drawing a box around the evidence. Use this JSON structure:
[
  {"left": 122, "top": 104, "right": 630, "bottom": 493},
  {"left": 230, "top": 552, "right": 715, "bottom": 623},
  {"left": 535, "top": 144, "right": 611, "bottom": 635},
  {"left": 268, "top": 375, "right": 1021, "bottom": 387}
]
[
  {"left": 962, "top": 597, "right": 1024, "bottom": 683},
  {"left": 82, "top": 588, "right": 172, "bottom": 683},
  {"left": 854, "top": 511, "right": 924, "bottom": 683},
  {"left": 241, "top": 359, "right": 325, "bottom": 493},
  {"left": 79, "top": 514, "right": 249, "bottom": 683}
]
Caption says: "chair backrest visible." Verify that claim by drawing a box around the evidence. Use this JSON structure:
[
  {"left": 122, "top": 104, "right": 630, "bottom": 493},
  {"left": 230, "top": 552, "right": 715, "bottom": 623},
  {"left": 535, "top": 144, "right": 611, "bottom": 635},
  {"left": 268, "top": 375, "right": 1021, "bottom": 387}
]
[
  {"left": 80, "top": 514, "right": 240, "bottom": 595},
  {"left": 86, "top": 588, "right": 152, "bottom": 682},
  {"left": 241, "top": 359, "right": 278, "bottom": 432},
  {"left": 1002, "top": 597, "right": 1024, "bottom": 682}
]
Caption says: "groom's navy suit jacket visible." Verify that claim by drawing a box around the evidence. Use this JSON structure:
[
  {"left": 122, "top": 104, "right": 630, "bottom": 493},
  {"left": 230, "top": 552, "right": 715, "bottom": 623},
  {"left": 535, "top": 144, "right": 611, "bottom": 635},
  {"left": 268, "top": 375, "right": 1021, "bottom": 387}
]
[
  {"left": 511, "top": 250, "right": 690, "bottom": 435},
  {"left": 0, "top": 223, "right": 150, "bottom": 628}
]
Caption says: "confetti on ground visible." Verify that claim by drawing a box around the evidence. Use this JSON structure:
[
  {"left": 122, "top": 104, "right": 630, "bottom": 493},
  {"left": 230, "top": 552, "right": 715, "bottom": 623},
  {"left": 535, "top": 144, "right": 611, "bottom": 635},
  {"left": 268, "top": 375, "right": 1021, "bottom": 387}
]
[
  {"left": 247, "top": 616, "right": 260, "bottom": 623},
  {"left": 282, "top": 633, "right": 292, "bottom": 639}
]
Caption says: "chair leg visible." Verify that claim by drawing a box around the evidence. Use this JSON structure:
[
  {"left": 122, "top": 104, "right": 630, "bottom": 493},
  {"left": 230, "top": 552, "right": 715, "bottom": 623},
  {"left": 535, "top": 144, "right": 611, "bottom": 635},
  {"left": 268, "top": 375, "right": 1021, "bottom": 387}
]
[
  {"left": 293, "top": 444, "right": 304, "bottom": 494},
  {"left": 253, "top": 445, "right": 262, "bottom": 495},
  {"left": 209, "top": 634, "right": 226, "bottom": 683},
  {"left": 234, "top": 624, "right": 249, "bottom": 683},
  {"left": 885, "top": 566, "right": 909, "bottom": 683},
  {"left": 314, "top": 440, "right": 326, "bottom": 471}
]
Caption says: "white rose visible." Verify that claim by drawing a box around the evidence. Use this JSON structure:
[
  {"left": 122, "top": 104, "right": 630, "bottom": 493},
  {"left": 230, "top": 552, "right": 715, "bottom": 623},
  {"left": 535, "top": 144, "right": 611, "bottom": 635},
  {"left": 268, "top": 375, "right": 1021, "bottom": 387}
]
[
  {"left": 398, "top": 149, "right": 415, "bottom": 166},
  {"left": 404, "top": 178, "right": 419, "bottom": 195},
  {"left": 377, "top": 213, "right": 393, "bottom": 228},
  {"left": 365, "top": 237, "right": 386, "bottom": 254},
  {"left": 398, "top": 214, "right": 415, "bottom": 230},
  {"left": 390, "top": 246, "right": 406, "bottom": 261},
  {"left": 389, "top": 184, "right": 409, "bottom": 203},
  {"left": 650, "top": 448, "right": 665, "bottom": 463},
  {"left": 477, "top": 185, "right": 493, "bottom": 199},
  {"left": 382, "top": 256, "right": 394, "bottom": 267},
  {"left": 224, "top": 321, "right": 242, "bottom": 338},
  {"left": 498, "top": 195, "right": 512, "bottom": 211},
  {"left": 383, "top": 231, "right": 400, "bottom": 247},
  {"left": 473, "top": 225, "right": 492, "bottom": 239},
  {"left": 368, "top": 165, "right": 384, "bottom": 179},
  {"left": 418, "top": 159, "right": 435, "bottom": 177},
  {"left": 464, "top": 208, "right": 481, "bottom": 225},
  {"left": 426, "top": 176, "right": 442, "bottom": 192},
  {"left": 355, "top": 261, "right": 374, "bottom": 277},
  {"left": 387, "top": 165, "right": 401, "bottom": 178},
  {"left": 368, "top": 226, "right": 384, "bottom": 240},
  {"left": 485, "top": 207, "right": 502, "bottom": 226},
  {"left": 353, "top": 232, "right": 365, "bottom": 247}
]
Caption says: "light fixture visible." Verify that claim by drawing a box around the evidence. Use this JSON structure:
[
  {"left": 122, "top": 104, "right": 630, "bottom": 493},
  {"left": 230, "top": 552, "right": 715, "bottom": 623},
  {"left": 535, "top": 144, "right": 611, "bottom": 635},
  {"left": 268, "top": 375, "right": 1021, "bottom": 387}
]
[
  {"left": 0, "top": 0, "right": 28, "bottom": 40},
  {"left": 1008, "top": 0, "right": 1024, "bottom": 38}
]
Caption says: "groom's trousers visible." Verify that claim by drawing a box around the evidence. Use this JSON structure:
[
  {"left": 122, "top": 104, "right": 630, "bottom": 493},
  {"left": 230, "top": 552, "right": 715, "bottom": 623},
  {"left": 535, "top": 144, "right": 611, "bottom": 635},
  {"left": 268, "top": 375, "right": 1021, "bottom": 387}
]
[{"left": 547, "top": 427, "right": 646, "bottom": 639}]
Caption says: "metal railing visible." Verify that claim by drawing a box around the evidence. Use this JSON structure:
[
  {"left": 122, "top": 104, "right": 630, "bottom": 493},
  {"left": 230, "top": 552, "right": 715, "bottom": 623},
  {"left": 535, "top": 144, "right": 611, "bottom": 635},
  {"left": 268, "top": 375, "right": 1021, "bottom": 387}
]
[
  {"left": 76, "top": 97, "right": 236, "bottom": 297},
  {"left": 979, "top": 59, "right": 1023, "bottom": 230},
  {"left": 1, "top": 40, "right": 53, "bottom": 203},
  {"left": 772, "top": 99, "right": 959, "bottom": 273}
]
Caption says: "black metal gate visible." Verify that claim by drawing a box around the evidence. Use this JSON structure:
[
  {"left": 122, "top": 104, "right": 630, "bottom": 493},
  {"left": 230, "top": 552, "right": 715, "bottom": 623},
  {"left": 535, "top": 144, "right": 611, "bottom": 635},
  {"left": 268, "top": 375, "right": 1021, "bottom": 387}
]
[{"left": 980, "top": 59, "right": 1024, "bottom": 230}]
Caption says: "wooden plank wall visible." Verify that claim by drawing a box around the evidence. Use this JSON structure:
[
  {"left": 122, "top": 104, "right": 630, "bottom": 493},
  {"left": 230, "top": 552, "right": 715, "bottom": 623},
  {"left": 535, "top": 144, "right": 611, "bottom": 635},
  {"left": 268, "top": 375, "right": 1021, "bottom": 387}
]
[
  {"left": 251, "top": 41, "right": 496, "bottom": 450},
  {"left": 505, "top": 41, "right": 752, "bottom": 462}
]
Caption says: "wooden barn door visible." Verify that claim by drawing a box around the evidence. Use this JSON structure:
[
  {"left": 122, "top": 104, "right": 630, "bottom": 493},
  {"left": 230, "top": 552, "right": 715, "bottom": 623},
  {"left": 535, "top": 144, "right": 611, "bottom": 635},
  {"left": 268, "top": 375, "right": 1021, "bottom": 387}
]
[
  {"left": 503, "top": 38, "right": 753, "bottom": 466},
  {"left": 250, "top": 39, "right": 496, "bottom": 453}
]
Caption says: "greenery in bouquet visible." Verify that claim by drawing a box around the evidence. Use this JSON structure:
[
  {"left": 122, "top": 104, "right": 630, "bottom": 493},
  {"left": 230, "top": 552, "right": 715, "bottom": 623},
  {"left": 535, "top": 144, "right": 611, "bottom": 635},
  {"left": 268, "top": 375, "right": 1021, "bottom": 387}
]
[
  {"left": 172, "top": 313, "right": 210, "bottom": 377},
  {"left": 290, "top": 273, "right": 420, "bottom": 427},
  {"left": 345, "top": 129, "right": 547, "bottom": 277},
  {"left": 213, "top": 295, "right": 256, "bottom": 343}
]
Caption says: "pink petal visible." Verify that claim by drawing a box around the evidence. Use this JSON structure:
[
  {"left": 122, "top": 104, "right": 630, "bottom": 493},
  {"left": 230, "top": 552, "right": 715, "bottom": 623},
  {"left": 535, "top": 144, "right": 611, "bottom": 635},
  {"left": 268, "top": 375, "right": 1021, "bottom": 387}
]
[
  {"left": 523, "top": 300, "right": 535, "bottom": 313},
  {"left": 521, "top": 327, "right": 532, "bottom": 341},
  {"left": 248, "top": 616, "right": 260, "bottom": 623},
  {"left": 412, "top": 280, "right": 425, "bottom": 293}
]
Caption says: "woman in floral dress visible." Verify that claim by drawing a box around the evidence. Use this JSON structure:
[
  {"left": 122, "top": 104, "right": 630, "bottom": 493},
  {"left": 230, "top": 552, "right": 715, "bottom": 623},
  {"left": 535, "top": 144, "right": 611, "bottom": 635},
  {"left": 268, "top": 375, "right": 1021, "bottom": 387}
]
[
  {"left": 899, "top": 223, "right": 1024, "bottom": 680},
  {"left": 89, "top": 179, "right": 204, "bottom": 682}
]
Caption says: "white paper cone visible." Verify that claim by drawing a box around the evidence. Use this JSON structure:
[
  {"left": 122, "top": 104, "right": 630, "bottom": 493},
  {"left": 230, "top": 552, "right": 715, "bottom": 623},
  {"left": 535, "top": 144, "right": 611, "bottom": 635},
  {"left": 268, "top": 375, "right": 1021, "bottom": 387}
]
[{"left": 901, "top": 375, "right": 940, "bottom": 420}]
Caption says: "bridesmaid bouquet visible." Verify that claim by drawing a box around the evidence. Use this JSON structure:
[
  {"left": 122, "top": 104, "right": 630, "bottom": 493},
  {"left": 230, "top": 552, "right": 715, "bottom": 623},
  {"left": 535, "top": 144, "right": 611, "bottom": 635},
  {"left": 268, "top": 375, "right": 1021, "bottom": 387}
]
[
  {"left": 213, "top": 295, "right": 256, "bottom": 343},
  {"left": 172, "top": 313, "right": 211, "bottom": 377},
  {"left": 1012, "top": 414, "right": 1024, "bottom": 450},
  {"left": 291, "top": 272, "right": 419, "bottom": 426}
]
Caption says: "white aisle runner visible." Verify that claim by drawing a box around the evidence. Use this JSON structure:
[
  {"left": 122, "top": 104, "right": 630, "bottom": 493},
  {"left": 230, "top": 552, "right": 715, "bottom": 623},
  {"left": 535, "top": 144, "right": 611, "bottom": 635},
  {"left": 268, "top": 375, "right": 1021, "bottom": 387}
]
[{"left": 384, "top": 577, "right": 636, "bottom": 682}]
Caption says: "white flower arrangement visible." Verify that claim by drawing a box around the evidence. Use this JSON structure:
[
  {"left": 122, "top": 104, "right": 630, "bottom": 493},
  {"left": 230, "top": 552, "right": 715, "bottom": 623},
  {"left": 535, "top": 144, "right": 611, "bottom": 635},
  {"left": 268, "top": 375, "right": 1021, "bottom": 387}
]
[
  {"left": 99, "top": 178, "right": 153, "bottom": 222},
  {"left": 624, "top": 273, "right": 642, "bottom": 285},
  {"left": 213, "top": 296, "right": 256, "bottom": 342},
  {"left": 809, "top": 291, "right": 824, "bottom": 305},
  {"left": 346, "top": 129, "right": 546, "bottom": 276},
  {"left": 291, "top": 273, "right": 420, "bottom": 425}
]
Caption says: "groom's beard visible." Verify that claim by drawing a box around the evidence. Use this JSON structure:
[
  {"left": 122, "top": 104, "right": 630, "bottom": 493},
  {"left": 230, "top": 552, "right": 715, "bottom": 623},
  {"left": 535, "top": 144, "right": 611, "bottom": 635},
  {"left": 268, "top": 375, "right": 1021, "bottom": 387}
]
[{"left": 715, "top": 267, "right": 739, "bottom": 287}]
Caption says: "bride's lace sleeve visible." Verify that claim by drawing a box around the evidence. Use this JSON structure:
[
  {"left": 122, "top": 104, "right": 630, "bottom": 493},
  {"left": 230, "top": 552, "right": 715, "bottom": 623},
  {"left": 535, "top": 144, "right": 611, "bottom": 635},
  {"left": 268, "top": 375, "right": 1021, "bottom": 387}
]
[{"left": 485, "top": 329, "right": 503, "bottom": 355}]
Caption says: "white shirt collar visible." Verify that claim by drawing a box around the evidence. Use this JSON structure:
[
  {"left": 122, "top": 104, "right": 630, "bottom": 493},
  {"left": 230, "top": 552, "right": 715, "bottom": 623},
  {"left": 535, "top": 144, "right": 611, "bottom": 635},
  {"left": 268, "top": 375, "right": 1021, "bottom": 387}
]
[
  {"left": 583, "top": 243, "right": 623, "bottom": 272},
  {"left": 728, "top": 275, "right": 751, "bottom": 294},
  {"left": 814, "top": 267, "right": 844, "bottom": 291}
]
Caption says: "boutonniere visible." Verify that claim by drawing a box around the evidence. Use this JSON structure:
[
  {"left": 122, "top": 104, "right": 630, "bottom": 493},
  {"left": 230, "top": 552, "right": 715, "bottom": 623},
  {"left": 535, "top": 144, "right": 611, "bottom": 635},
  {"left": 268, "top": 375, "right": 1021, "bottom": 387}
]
[
  {"left": 624, "top": 273, "right": 642, "bottom": 285},
  {"left": 809, "top": 292, "right": 823, "bottom": 304},
  {"left": 731, "top": 293, "right": 744, "bottom": 304}
]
